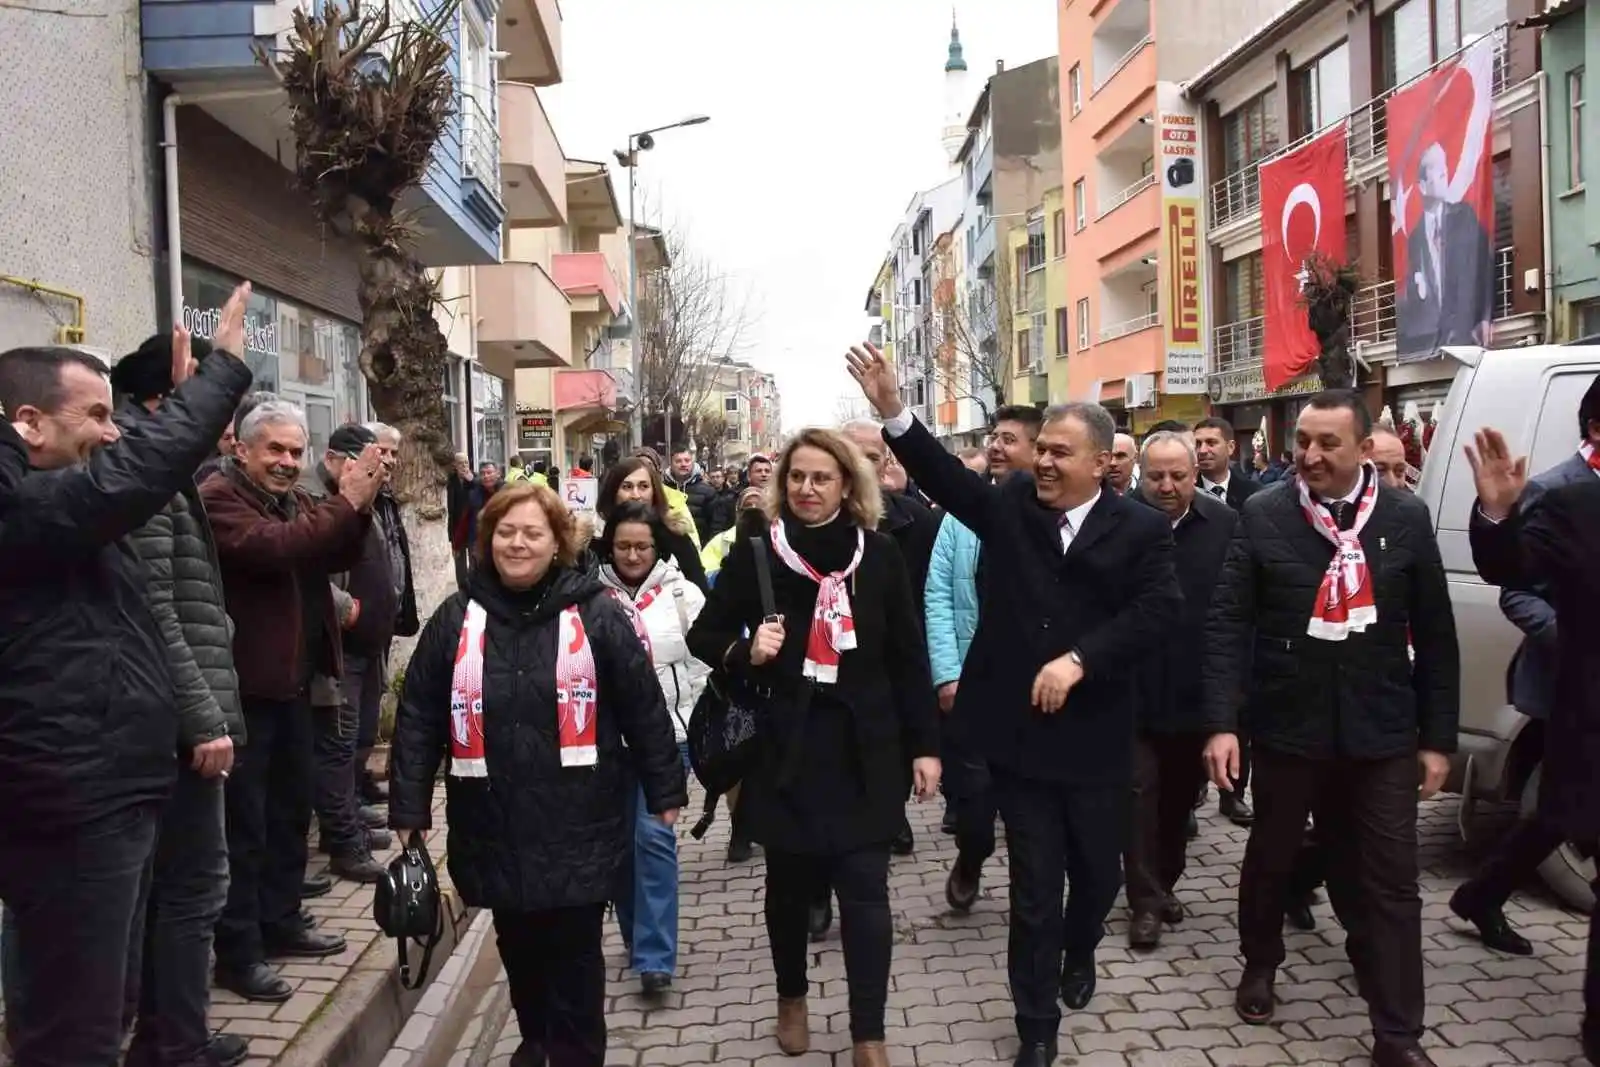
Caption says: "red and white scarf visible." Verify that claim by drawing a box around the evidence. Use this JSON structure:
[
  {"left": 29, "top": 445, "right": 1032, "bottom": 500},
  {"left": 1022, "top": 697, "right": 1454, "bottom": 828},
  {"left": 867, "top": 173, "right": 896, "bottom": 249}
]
[
  {"left": 1583, "top": 441, "right": 1600, "bottom": 476},
  {"left": 768, "top": 518, "right": 864, "bottom": 683},
  {"left": 449, "top": 591, "right": 658, "bottom": 776},
  {"left": 1296, "top": 465, "right": 1380, "bottom": 642}
]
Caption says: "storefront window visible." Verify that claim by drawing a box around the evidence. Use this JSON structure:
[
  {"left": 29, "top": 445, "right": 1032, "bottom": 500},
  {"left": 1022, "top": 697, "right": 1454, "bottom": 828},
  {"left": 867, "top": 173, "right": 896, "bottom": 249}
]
[
  {"left": 471, "top": 364, "right": 507, "bottom": 467},
  {"left": 181, "top": 265, "right": 280, "bottom": 393}
]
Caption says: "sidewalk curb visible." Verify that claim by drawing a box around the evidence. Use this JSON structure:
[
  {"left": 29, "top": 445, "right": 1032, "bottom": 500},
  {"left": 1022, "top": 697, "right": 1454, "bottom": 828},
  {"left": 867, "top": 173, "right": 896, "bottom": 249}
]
[
  {"left": 373, "top": 909, "right": 500, "bottom": 1067},
  {"left": 276, "top": 900, "right": 483, "bottom": 1067}
]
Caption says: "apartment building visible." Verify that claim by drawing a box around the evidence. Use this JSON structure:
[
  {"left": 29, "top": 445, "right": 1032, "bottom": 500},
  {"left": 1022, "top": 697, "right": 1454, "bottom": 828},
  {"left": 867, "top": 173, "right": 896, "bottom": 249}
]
[
  {"left": 1538, "top": 0, "right": 1599, "bottom": 340},
  {"left": 1187, "top": 0, "right": 1547, "bottom": 453},
  {"left": 1056, "top": 0, "right": 1283, "bottom": 432},
  {"left": 703, "top": 360, "right": 781, "bottom": 465}
]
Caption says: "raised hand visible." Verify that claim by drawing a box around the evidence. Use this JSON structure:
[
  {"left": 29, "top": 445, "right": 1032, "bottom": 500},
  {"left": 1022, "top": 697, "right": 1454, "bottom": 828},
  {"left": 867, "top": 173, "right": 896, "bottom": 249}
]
[
  {"left": 845, "top": 343, "right": 905, "bottom": 420},
  {"left": 171, "top": 322, "right": 196, "bottom": 387},
  {"left": 338, "top": 443, "right": 385, "bottom": 510},
  {"left": 1463, "top": 428, "right": 1528, "bottom": 522},
  {"left": 211, "top": 282, "right": 253, "bottom": 361}
]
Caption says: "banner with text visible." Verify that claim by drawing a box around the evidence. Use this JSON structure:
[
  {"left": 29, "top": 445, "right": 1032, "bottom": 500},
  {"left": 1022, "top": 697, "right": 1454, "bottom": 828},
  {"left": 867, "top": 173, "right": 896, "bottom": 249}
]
[{"left": 1157, "top": 81, "right": 1207, "bottom": 395}]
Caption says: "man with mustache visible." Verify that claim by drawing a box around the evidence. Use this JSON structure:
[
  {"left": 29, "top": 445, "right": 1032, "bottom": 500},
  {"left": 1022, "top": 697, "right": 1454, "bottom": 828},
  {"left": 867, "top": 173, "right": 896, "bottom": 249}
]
[
  {"left": 1201, "top": 389, "right": 1458, "bottom": 1067},
  {"left": 201, "top": 401, "right": 382, "bottom": 1003},
  {"left": 847, "top": 343, "right": 1179, "bottom": 1067}
]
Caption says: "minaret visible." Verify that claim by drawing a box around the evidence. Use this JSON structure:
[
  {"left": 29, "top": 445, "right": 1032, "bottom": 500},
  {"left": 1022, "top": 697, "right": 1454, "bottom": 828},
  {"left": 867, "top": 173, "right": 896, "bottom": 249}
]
[{"left": 941, "top": 10, "right": 970, "bottom": 168}]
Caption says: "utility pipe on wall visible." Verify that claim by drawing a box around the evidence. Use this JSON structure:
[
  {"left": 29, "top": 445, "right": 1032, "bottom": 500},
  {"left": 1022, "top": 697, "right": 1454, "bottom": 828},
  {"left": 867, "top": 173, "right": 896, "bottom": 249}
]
[{"left": 1536, "top": 70, "right": 1555, "bottom": 343}]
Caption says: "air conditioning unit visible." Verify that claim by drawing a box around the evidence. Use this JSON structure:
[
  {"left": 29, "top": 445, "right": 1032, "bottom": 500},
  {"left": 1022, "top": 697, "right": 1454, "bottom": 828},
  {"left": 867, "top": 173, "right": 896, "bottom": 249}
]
[{"left": 1126, "top": 373, "right": 1158, "bottom": 409}]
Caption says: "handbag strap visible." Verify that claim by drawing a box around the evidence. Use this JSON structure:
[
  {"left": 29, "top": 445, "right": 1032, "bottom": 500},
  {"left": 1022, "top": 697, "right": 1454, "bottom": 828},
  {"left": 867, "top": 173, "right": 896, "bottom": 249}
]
[{"left": 749, "top": 537, "right": 776, "bottom": 618}]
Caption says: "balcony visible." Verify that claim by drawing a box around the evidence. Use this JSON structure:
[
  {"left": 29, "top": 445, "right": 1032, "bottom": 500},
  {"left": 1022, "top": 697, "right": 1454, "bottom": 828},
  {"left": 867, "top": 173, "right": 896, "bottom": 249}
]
[
  {"left": 1095, "top": 119, "right": 1157, "bottom": 222},
  {"left": 498, "top": 0, "right": 562, "bottom": 85},
  {"left": 461, "top": 93, "right": 501, "bottom": 201},
  {"left": 498, "top": 82, "right": 567, "bottom": 228},
  {"left": 1100, "top": 311, "right": 1161, "bottom": 342},
  {"left": 1208, "top": 28, "right": 1513, "bottom": 232},
  {"left": 552, "top": 252, "right": 623, "bottom": 321},
  {"left": 476, "top": 261, "right": 573, "bottom": 369},
  {"left": 1212, "top": 316, "right": 1265, "bottom": 374},
  {"left": 1091, "top": 0, "right": 1151, "bottom": 92}
]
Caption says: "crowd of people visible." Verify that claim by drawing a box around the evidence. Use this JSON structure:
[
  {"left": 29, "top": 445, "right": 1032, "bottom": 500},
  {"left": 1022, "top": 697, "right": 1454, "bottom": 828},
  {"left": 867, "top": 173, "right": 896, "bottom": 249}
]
[{"left": 2, "top": 297, "right": 1599, "bottom": 1067}]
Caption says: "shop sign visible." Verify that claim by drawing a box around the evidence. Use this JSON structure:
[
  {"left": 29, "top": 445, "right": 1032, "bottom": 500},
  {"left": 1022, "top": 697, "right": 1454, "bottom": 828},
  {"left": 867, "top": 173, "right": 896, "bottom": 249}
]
[
  {"left": 1207, "top": 366, "right": 1323, "bottom": 405},
  {"left": 1157, "top": 81, "right": 1208, "bottom": 395},
  {"left": 517, "top": 409, "right": 554, "bottom": 448}
]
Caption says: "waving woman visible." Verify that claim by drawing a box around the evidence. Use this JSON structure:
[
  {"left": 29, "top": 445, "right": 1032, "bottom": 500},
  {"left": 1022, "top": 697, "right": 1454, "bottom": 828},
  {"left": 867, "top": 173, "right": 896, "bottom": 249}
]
[{"left": 687, "top": 428, "right": 939, "bottom": 1067}]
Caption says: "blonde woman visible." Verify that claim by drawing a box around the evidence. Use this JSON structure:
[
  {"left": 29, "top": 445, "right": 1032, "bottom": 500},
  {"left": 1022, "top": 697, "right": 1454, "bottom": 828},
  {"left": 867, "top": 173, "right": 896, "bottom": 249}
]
[{"left": 687, "top": 428, "right": 940, "bottom": 1067}]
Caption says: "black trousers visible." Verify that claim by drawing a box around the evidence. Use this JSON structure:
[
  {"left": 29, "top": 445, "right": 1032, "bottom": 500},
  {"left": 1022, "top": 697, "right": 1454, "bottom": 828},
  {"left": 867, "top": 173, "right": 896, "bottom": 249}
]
[
  {"left": 993, "top": 772, "right": 1125, "bottom": 1045},
  {"left": 766, "top": 848, "right": 892, "bottom": 1042},
  {"left": 216, "top": 695, "right": 315, "bottom": 969},
  {"left": 1455, "top": 814, "right": 1566, "bottom": 914},
  {"left": 951, "top": 750, "right": 998, "bottom": 869},
  {"left": 0, "top": 803, "right": 160, "bottom": 1067},
  {"left": 350, "top": 650, "right": 385, "bottom": 753},
  {"left": 1125, "top": 733, "right": 1206, "bottom": 914},
  {"left": 313, "top": 698, "right": 364, "bottom": 858},
  {"left": 495, "top": 904, "right": 607, "bottom": 1067},
  {"left": 127, "top": 767, "right": 230, "bottom": 1065},
  {"left": 1240, "top": 749, "right": 1424, "bottom": 1045}
]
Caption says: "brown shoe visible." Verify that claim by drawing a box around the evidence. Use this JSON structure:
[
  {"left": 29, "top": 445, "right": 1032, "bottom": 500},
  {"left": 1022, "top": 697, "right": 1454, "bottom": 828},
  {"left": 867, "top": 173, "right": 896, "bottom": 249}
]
[
  {"left": 1234, "top": 965, "right": 1275, "bottom": 1024},
  {"left": 1128, "top": 911, "right": 1162, "bottom": 949},
  {"left": 775, "top": 996, "right": 809, "bottom": 1055},
  {"left": 852, "top": 1040, "right": 889, "bottom": 1067}
]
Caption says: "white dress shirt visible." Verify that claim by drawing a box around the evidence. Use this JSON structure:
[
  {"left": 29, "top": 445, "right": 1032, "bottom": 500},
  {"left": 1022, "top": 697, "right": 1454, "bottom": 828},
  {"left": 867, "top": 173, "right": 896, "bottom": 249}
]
[{"left": 1200, "top": 474, "right": 1231, "bottom": 501}]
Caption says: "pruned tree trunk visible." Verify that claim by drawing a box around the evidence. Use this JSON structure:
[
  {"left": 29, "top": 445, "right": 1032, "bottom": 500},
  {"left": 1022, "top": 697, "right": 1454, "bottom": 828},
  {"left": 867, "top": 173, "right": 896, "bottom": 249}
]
[{"left": 1301, "top": 251, "right": 1361, "bottom": 391}]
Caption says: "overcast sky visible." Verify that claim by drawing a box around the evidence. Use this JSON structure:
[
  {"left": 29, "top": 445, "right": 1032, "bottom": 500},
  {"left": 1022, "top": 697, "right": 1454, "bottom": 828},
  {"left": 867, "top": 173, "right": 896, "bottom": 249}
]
[{"left": 541, "top": 0, "right": 1057, "bottom": 430}]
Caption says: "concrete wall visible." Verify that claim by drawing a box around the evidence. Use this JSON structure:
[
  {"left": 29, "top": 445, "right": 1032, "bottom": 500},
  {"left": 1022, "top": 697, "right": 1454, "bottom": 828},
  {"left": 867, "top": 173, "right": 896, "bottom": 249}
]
[
  {"left": 1545, "top": 6, "right": 1600, "bottom": 336},
  {"left": 0, "top": 0, "right": 157, "bottom": 355}
]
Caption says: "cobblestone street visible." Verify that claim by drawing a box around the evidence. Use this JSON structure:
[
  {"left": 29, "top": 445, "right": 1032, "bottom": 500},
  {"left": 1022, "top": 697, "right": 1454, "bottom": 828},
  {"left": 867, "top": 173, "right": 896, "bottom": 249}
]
[{"left": 470, "top": 788, "right": 1594, "bottom": 1067}]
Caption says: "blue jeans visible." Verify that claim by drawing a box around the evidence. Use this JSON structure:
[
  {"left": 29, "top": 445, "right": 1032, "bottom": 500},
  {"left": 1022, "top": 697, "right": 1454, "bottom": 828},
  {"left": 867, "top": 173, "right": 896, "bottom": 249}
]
[{"left": 614, "top": 746, "right": 686, "bottom": 976}]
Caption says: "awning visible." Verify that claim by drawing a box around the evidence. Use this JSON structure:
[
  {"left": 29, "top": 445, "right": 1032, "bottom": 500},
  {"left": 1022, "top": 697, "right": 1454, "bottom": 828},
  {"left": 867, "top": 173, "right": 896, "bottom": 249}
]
[{"left": 566, "top": 410, "right": 627, "bottom": 436}]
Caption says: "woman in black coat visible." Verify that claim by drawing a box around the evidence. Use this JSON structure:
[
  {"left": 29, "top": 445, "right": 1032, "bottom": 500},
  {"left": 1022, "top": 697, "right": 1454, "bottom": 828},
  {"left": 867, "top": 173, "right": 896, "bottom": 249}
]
[
  {"left": 595, "top": 457, "right": 707, "bottom": 591},
  {"left": 389, "top": 482, "right": 687, "bottom": 1067},
  {"left": 686, "top": 427, "right": 940, "bottom": 1067}
]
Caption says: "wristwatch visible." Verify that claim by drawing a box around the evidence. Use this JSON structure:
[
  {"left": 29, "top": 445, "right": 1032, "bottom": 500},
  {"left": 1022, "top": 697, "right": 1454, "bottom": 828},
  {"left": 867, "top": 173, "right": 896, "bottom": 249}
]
[{"left": 1067, "top": 649, "right": 1084, "bottom": 669}]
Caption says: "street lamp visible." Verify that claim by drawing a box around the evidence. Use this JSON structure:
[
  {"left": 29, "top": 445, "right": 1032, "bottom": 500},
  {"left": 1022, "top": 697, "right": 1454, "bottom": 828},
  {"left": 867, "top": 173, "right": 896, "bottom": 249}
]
[{"left": 615, "top": 114, "right": 711, "bottom": 451}]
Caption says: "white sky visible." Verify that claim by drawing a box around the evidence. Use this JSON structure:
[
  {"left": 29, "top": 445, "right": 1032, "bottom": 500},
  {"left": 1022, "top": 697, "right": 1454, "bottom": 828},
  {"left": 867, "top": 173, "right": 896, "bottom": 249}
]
[{"left": 540, "top": 0, "right": 1057, "bottom": 430}]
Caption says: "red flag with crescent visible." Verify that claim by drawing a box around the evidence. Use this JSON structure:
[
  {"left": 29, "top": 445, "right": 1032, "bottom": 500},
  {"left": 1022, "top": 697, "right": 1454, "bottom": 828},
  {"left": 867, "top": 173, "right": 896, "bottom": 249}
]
[{"left": 1259, "top": 123, "right": 1348, "bottom": 392}]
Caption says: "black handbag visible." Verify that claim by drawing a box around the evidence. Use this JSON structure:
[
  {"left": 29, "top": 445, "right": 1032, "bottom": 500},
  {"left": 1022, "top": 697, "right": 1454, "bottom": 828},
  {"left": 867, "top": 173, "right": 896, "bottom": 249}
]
[
  {"left": 687, "top": 537, "right": 777, "bottom": 836},
  {"left": 373, "top": 839, "right": 450, "bottom": 991}
]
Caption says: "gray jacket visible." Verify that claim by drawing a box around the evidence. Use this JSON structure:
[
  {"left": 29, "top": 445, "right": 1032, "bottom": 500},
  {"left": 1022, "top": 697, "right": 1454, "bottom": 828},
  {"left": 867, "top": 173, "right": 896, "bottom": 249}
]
[
  {"left": 119, "top": 401, "right": 245, "bottom": 747},
  {"left": 298, "top": 462, "right": 356, "bottom": 708},
  {"left": 1499, "top": 450, "right": 1593, "bottom": 719}
]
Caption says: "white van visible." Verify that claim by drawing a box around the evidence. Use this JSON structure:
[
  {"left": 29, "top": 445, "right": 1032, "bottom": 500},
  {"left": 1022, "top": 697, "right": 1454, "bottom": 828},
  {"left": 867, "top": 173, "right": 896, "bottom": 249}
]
[{"left": 1416, "top": 342, "right": 1600, "bottom": 911}]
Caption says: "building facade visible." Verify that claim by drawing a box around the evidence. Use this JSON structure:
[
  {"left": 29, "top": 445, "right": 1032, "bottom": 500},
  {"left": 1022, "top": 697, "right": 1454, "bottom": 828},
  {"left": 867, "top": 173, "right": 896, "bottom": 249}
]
[
  {"left": 1186, "top": 0, "right": 1547, "bottom": 453},
  {"left": 1056, "top": 0, "right": 1284, "bottom": 432},
  {"left": 1541, "top": 0, "right": 1599, "bottom": 340}
]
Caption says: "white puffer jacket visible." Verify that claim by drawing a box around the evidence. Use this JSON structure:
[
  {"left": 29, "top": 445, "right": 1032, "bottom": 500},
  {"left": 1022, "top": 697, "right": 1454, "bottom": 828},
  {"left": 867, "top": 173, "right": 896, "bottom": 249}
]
[{"left": 598, "top": 559, "right": 708, "bottom": 742}]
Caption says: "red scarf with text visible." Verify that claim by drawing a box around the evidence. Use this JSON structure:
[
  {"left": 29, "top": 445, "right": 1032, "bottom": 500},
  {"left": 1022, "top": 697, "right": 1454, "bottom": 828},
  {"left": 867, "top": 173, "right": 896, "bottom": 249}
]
[
  {"left": 1296, "top": 465, "right": 1380, "bottom": 642},
  {"left": 768, "top": 518, "right": 864, "bottom": 683}
]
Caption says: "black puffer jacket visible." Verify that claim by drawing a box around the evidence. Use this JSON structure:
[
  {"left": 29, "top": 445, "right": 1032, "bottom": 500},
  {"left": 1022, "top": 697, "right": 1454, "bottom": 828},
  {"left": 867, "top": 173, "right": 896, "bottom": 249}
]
[
  {"left": 0, "top": 356, "right": 252, "bottom": 829},
  {"left": 388, "top": 565, "right": 687, "bottom": 912},
  {"left": 670, "top": 472, "right": 716, "bottom": 542},
  {"left": 1200, "top": 477, "right": 1460, "bottom": 759},
  {"left": 116, "top": 401, "right": 244, "bottom": 750}
]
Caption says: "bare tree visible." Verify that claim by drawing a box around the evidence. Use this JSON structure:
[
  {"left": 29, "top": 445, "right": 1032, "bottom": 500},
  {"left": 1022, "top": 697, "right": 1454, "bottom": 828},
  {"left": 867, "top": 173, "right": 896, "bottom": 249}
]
[
  {"left": 635, "top": 224, "right": 755, "bottom": 452},
  {"left": 926, "top": 246, "right": 1016, "bottom": 429},
  {"left": 1301, "top": 251, "right": 1361, "bottom": 389},
  {"left": 259, "top": 0, "right": 457, "bottom": 516}
]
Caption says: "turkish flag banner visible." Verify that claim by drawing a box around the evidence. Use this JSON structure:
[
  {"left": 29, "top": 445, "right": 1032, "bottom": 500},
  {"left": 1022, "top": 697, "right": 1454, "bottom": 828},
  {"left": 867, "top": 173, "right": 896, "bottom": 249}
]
[
  {"left": 1259, "top": 123, "right": 1348, "bottom": 393},
  {"left": 1387, "top": 36, "right": 1497, "bottom": 362}
]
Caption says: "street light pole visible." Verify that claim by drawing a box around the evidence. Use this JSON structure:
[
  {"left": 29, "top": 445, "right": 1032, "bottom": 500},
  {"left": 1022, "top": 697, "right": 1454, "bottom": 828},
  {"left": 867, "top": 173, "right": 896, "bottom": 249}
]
[{"left": 615, "top": 114, "right": 710, "bottom": 452}]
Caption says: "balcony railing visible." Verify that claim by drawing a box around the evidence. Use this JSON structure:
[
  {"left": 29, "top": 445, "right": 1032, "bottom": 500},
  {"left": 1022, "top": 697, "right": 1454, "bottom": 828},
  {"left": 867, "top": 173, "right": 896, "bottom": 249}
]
[
  {"left": 1212, "top": 316, "right": 1264, "bottom": 374},
  {"left": 1351, "top": 280, "right": 1397, "bottom": 344},
  {"left": 462, "top": 93, "right": 500, "bottom": 186},
  {"left": 1099, "top": 311, "right": 1160, "bottom": 342},
  {"left": 1094, "top": 34, "right": 1152, "bottom": 92},
  {"left": 1208, "top": 27, "right": 1511, "bottom": 231},
  {"left": 1096, "top": 172, "right": 1157, "bottom": 221},
  {"left": 1493, "top": 245, "right": 1514, "bottom": 320}
]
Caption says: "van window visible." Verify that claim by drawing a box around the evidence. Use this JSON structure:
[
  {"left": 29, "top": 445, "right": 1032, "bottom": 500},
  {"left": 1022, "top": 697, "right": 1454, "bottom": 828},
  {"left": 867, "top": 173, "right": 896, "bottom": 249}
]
[{"left": 1529, "top": 370, "right": 1599, "bottom": 475}]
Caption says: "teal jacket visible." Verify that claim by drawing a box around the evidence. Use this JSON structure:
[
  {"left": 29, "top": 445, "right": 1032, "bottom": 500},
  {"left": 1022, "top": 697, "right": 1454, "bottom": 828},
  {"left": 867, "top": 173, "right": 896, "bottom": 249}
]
[{"left": 924, "top": 514, "right": 981, "bottom": 687}]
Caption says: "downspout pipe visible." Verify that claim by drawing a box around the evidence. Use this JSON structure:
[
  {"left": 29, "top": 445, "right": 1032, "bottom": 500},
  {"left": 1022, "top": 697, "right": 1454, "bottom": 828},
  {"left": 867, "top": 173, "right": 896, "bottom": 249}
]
[{"left": 1536, "top": 70, "right": 1555, "bottom": 342}]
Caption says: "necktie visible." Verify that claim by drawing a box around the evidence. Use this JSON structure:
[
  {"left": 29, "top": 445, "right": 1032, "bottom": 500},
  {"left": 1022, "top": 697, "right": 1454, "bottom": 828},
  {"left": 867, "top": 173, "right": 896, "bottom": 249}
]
[
  {"left": 1058, "top": 511, "right": 1074, "bottom": 551},
  {"left": 1211, "top": 485, "right": 1226, "bottom": 499},
  {"left": 1327, "top": 500, "right": 1351, "bottom": 532}
]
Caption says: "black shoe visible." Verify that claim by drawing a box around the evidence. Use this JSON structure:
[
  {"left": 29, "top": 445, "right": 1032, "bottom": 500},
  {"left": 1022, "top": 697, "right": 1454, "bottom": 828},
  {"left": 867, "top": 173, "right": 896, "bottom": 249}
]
[
  {"left": 1234, "top": 966, "right": 1275, "bottom": 1024},
  {"left": 214, "top": 962, "right": 292, "bottom": 1004},
  {"left": 359, "top": 805, "right": 387, "bottom": 829},
  {"left": 509, "top": 1041, "right": 547, "bottom": 1067},
  {"left": 366, "top": 827, "right": 394, "bottom": 851},
  {"left": 726, "top": 836, "right": 753, "bottom": 864},
  {"left": 1160, "top": 897, "right": 1185, "bottom": 925},
  {"left": 1219, "top": 792, "right": 1254, "bottom": 826},
  {"left": 1582, "top": 1016, "right": 1600, "bottom": 1066},
  {"left": 265, "top": 927, "right": 347, "bottom": 959},
  {"left": 639, "top": 971, "right": 672, "bottom": 995},
  {"left": 1448, "top": 889, "right": 1533, "bottom": 956},
  {"left": 298, "top": 906, "right": 316, "bottom": 929},
  {"left": 940, "top": 809, "right": 957, "bottom": 835},
  {"left": 1128, "top": 912, "right": 1161, "bottom": 950},
  {"left": 1185, "top": 810, "right": 1199, "bottom": 839},
  {"left": 206, "top": 1032, "right": 251, "bottom": 1067},
  {"left": 1193, "top": 782, "right": 1207, "bottom": 810},
  {"left": 945, "top": 858, "right": 981, "bottom": 913},
  {"left": 808, "top": 895, "right": 833, "bottom": 942},
  {"left": 330, "top": 852, "right": 386, "bottom": 884},
  {"left": 301, "top": 872, "right": 333, "bottom": 898},
  {"left": 1286, "top": 896, "right": 1317, "bottom": 932},
  {"left": 1371, "top": 1042, "right": 1439, "bottom": 1067},
  {"left": 1058, "top": 958, "right": 1096, "bottom": 1010},
  {"left": 1012, "top": 1041, "right": 1056, "bottom": 1066},
  {"left": 891, "top": 822, "right": 914, "bottom": 856},
  {"left": 360, "top": 776, "right": 389, "bottom": 805}
]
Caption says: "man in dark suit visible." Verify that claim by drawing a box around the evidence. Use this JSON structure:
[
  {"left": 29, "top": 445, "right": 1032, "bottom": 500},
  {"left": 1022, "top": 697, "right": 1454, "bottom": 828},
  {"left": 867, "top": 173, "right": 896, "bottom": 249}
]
[
  {"left": 1398, "top": 144, "right": 1495, "bottom": 356},
  {"left": 1192, "top": 415, "right": 1262, "bottom": 827},
  {"left": 1451, "top": 375, "right": 1600, "bottom": 955},
  {"left": 1124, "top": 431, "right": 1238, "bottom": 950},
  {"left": 1201, "top": 389, "right": 1458, "bottom": 1067},
  {"left": 1467, "top": 425, "right": 1600, "bottom": 1064},
  {"left": 847, "top": 343, "right": 1180, "bottom": 1067}
]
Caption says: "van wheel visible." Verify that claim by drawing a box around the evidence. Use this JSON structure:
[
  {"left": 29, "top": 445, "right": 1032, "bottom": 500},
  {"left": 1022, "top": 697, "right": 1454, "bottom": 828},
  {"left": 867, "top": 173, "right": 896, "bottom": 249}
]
[{"left": 1521, "top": 764, "right": 1596, "bottom": 914}]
